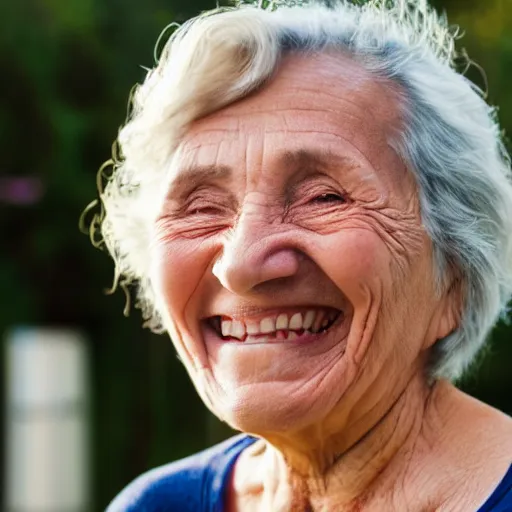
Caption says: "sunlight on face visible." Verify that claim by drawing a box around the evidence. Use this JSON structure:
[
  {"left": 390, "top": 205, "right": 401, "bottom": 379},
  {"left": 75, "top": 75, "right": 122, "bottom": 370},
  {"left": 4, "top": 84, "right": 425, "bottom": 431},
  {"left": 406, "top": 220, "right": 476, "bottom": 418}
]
[{"left": 150, "top": 53, "right": 438, "bottom": 436}]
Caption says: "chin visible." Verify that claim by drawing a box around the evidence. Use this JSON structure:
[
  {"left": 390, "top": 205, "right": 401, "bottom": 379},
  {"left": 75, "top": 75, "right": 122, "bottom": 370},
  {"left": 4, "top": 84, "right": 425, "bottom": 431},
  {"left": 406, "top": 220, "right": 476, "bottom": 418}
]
[
  {"left": 221, "top": 399, "right": 320, "bottom": 435},
  {"left": 206, "top": 366, "right": 350, "bottom": 436},
  {"left": 190, "top": 307, "right": 354, "bottom": 434}
]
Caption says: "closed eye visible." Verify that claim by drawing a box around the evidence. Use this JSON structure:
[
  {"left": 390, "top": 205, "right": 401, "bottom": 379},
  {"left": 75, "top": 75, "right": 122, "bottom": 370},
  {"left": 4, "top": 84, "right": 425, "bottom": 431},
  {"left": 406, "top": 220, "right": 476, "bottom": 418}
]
[
  {"left": 311, "top": 193, "right": 346, "bottom": 204},
  {"left": 188, "top": 205, "right": 223, "bottom": 216}
]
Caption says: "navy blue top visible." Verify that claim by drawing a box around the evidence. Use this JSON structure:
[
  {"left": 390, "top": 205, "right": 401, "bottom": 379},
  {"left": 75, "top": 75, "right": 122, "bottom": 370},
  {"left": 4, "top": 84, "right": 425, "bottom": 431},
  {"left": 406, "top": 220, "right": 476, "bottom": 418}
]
[
  {"left": 107, "top": 435, "right": 512, "bottom": 511},
  {"left": 480, "top": 465, "right": 512, "bottom": 512}
]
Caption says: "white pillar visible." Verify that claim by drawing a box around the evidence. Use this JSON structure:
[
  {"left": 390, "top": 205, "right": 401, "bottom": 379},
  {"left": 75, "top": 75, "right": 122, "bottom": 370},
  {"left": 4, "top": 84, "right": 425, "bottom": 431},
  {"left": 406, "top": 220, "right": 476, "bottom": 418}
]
[{"left": 4, "top": 328, "right": 90, "bottom": 512}]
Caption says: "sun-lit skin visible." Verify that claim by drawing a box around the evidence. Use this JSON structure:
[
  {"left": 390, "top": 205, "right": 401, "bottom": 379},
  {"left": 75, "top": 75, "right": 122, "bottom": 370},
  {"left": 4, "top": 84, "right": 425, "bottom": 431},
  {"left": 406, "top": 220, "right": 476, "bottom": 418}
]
[{"left": 149, "top": 53, "right": 512, "bottom": 511}]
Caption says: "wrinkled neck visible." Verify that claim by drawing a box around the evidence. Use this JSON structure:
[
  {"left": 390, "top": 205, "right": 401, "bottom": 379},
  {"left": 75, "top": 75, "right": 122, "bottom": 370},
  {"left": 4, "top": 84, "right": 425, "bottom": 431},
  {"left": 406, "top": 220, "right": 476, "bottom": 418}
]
[
  {"left": 261, "top": 372, "right": 436, "bottom": 509},
  {"left": 231, "top": 379, "right": 512, "bottom": 512}
]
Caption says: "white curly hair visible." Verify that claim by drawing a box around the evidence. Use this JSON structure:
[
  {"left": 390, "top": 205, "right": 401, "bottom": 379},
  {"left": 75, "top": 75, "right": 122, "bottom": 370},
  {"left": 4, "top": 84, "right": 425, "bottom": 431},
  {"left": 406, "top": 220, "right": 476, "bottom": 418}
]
[{"left": 84, "top": 0, "right": 512, "bottom": 380}]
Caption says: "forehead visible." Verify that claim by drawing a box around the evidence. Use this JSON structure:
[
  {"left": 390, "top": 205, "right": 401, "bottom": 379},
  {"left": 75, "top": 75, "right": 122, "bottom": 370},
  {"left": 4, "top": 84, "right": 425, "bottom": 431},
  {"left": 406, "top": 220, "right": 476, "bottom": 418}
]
[{"left": 175, "top": 52, "right": 411, "bottom": 196}]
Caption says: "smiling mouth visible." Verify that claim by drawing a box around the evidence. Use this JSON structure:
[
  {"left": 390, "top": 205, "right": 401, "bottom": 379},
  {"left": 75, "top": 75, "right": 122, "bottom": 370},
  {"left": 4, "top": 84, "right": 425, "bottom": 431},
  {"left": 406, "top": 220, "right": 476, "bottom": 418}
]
[{"left": 207, "top": 308, "right": 343, "bottom": 344}]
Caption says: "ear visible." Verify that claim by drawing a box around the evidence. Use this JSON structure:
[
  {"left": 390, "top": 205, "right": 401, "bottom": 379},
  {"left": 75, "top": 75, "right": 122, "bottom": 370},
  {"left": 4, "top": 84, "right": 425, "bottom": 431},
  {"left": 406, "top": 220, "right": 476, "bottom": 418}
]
[{"left": 424, "top": 277, "right": 463, "bottom": 349}]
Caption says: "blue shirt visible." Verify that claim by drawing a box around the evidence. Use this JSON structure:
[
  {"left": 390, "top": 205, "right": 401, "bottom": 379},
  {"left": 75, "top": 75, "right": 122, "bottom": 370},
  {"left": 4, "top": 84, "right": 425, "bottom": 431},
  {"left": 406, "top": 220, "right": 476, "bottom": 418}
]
[{"left": 107, "top": 435, "right": 512, "bottom": 511}]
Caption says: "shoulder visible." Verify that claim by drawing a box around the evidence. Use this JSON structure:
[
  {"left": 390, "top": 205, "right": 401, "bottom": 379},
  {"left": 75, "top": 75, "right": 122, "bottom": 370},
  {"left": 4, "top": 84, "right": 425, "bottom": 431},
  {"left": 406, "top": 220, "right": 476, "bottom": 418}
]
[
  {"left": 435, "top": 386, "right": 512, "bottom": 511},
  {"left": 479, "top": 466, "right": 512, "bottom": 512},
  {"left": 106, "top": 434, "right": 256, "bottom": 512}
]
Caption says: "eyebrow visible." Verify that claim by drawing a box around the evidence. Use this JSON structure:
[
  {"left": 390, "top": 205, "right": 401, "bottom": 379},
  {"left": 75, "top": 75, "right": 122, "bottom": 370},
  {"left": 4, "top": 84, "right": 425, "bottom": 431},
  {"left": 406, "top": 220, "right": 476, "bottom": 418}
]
[
  {"left": 166, "top": 164, "right": 233, "bottom": 200},
  {"left": 166, "top": 148, "right": 361, "bottom": 201},
  {"left": 281, "top": 148, "right": 360, "bottom": 173},
  {"left": 280, "top": 148, "right": 363, "bottom": 195}
]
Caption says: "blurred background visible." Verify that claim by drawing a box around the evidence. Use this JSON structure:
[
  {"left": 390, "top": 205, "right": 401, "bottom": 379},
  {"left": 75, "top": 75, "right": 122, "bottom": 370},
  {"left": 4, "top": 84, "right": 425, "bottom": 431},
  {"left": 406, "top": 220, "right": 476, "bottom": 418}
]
[{"left": 0, "top": 0, "right": 511, "bottom": 510}]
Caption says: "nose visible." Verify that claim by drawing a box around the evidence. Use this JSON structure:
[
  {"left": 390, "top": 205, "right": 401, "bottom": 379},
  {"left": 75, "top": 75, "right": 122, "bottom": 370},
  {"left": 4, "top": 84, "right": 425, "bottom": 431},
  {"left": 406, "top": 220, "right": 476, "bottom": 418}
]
[{"left": 212, "top": 214, "right": 301, "bottom": 294}]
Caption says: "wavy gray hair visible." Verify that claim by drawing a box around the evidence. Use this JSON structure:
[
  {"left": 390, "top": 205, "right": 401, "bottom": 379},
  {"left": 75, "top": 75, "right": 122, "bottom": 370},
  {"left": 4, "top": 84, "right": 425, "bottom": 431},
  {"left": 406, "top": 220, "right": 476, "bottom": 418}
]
[{"left": 85, "top": 0, "right": 512, "bottom": 380}]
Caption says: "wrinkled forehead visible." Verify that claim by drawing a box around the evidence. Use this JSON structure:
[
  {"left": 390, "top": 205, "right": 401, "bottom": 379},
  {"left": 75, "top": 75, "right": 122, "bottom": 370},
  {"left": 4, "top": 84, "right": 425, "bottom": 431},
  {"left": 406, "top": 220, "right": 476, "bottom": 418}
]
[{"left": 173, "top": 52, "right": 414, "bottom": 200}]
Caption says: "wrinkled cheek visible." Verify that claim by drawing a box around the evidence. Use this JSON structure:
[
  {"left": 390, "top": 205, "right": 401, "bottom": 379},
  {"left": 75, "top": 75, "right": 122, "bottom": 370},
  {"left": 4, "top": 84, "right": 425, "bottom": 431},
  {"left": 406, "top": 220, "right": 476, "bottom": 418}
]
[
  {"left": 149, "top": 239, "right": 214, "bottom": 331},
  {"left": 152, "top": 240, "right": 191, "bottom": 294},
  {"left": 148, "top": 238, "right": 218, "bottom": 376},
  {"left": 315, "top": 229, "right": 394, "bottom": 308},
  {"left": 310, "top": 230, "right": 394, "bottom": 370}
]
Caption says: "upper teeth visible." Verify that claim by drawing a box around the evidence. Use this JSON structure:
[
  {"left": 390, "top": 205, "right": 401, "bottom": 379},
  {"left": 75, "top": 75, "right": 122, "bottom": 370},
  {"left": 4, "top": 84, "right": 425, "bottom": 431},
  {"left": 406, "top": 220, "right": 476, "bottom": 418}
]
[{"left": 219, "top": 310, "right": 336, "bottom": 340}]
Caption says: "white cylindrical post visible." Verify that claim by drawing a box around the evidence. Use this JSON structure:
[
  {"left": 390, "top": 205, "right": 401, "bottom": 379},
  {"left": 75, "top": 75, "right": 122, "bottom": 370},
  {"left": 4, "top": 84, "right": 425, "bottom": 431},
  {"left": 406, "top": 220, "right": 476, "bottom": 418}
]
[{"left": 4, "top": 328, "right": 90, "bottom": 512}]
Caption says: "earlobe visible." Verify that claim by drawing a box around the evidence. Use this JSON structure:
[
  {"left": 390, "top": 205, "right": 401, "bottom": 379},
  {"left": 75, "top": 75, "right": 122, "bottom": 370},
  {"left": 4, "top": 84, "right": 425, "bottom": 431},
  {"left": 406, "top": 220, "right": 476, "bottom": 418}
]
[
  {"left": 435, "top": 301, "right": 459, "bottom": 341},
  {"left": 426, "top": 278, "right": 463, "bottom": 348}
]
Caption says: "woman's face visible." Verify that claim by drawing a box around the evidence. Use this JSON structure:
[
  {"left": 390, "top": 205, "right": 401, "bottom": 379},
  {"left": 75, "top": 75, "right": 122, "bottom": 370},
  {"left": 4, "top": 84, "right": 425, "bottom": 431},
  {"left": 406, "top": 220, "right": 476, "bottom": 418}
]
[{"left": 151, "top": 53, "right": 452, "bottom": 437}]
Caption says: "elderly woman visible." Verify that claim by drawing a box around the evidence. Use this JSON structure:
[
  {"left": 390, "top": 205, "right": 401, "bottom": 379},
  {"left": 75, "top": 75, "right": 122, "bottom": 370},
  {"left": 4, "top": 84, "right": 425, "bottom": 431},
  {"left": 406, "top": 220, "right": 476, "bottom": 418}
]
[{"left": 90, "top": 0, "right": 512, "bottom": 510}]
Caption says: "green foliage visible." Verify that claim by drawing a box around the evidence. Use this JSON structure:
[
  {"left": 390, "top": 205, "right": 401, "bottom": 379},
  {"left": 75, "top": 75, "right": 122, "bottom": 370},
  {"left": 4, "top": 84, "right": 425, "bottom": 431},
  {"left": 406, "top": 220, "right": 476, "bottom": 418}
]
[{"left": 1, "top": 0, "right": 511, "bottom": 509}]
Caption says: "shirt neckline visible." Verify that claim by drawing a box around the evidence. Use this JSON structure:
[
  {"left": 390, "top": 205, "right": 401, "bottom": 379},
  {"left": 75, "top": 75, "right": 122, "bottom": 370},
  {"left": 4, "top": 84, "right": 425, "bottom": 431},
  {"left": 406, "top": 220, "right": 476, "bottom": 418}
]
[
  {"left": 209, "top": 437, "right": 512, "bottom": 512},
  {"left": 477, "top": 464, "right": 512, "bottom": 511},
  {"left": 211, "top": 435, "right": 257, "bottom": 512}
]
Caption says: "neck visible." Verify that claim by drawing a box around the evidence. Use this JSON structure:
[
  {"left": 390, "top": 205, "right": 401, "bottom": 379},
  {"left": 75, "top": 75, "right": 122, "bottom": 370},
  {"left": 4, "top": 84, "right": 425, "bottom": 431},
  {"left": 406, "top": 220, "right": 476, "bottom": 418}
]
[
  {"left": 259, "top": 372, "right": 437, "bottom": 509},
  {"left": 231, "top": 376, "right": 512, "bottom": 512}
]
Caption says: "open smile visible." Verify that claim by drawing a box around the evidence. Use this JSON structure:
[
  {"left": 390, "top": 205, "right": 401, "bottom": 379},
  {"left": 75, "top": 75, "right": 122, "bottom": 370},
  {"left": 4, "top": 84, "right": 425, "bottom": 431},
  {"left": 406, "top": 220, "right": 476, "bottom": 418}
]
[{"left": 206, "top": 308, "right": 344, "bottom": 344}]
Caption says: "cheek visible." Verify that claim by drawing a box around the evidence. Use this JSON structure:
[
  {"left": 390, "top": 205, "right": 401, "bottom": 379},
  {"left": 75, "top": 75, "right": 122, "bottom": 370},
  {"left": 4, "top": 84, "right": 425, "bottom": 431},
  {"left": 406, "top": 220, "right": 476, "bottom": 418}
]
[
  {"left": 151, "top": 237, "right": 217, "bottom": 318},
  {"left": 312, "top": 229, "right": 394, "bottom": 305},
  {"left": 314, "top": 228, "right": 435, "bottom": 373},
  {"left": 310, "top": 228, "right": 401, "bottom": 371}
]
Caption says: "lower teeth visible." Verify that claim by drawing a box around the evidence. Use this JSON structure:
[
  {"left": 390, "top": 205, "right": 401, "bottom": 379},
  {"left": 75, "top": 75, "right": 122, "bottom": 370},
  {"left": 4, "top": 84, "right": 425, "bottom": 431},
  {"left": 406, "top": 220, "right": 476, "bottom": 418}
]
[{"left": 230, "top": 325, "right": 332, "bottom": 343}]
